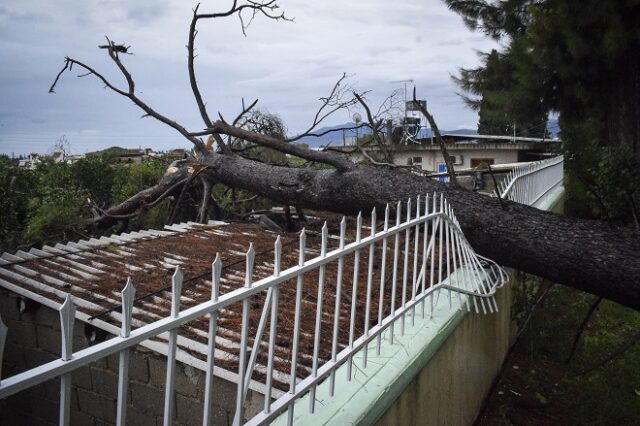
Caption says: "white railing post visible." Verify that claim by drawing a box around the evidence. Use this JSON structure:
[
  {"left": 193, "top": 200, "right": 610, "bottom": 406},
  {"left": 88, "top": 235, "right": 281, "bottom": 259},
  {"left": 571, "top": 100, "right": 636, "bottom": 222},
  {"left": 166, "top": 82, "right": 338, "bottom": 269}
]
[
  {"left": 234, "top": 244, "right": 254, "bottom": 426},
  {"left": 309, "top": 223, "right": 328, "bottom": 413},
  {"left": 116, "top": 278, "right": 135, "bottom": 426},
  {"left": 264, "top": 236, "right": 282, "bottom": 414},
  {"left": 347, "top": 213, "right": 362, "bottom": 380},
  {"left": 411, "top": 195, "right": 421, "bottom": 326},
  {"left": 376, "top": 204, "right": 390, "bottom": 354},
  {"left": 363, "top": 207, "right": 376, "bottom": 368},
  {"left": 400, "top": 199, "right": 411, "bottom": 335},
  {"left": 330, "top": 217, "right": 346, "bottom": 396},
  {"left": 203, "top": 254, "right": 221, "bottom": 426},
  {"left": 389, "top": 201, "right": 401, "bottom": 343},
  {"left": 287, "top": 229, "right": 306, "bottom": 426},
  {"left": 163, "top": 266, "right": 183, "bottom": 426},
  {"left": 59, "top": 295, "right": 75, "bottom": 426}
]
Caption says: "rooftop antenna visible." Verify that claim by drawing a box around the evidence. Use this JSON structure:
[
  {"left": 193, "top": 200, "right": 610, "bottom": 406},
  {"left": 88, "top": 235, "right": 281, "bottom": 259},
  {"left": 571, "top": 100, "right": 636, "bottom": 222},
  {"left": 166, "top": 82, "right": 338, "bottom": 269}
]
[{"left": 390, "top": 79, "right": 415, "bottom": 143}]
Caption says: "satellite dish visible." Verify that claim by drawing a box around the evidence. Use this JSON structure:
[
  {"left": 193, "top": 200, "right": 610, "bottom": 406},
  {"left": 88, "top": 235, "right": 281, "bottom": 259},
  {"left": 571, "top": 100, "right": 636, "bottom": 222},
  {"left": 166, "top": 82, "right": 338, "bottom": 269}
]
[{"left": 352, "top": 112, "right": 362, "bottom": 124}]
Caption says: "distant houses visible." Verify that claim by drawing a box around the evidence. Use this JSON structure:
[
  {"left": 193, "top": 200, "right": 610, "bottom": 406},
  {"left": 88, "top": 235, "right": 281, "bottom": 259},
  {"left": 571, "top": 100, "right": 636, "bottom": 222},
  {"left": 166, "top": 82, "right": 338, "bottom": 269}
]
[
  {"left": 337, "top": 133, "right": 560, "bottom": 174},
  {"left": 15, "top": 146, "right": 188, "bottom": 168},
  {"left": 17, "top": 153, "right": 42, "bottom": 169}
]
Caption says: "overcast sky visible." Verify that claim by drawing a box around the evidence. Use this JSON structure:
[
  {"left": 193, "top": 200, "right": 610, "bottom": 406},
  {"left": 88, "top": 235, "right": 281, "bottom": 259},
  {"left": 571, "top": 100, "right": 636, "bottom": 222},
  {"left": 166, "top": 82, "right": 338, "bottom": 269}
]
[{"left": 0, "top": 0, "right": 497, "bottom": 155}]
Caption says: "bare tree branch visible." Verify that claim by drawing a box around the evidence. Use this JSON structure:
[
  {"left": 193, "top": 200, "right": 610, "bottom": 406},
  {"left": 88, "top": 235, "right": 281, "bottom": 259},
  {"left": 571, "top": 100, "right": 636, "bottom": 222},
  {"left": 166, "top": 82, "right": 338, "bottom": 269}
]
[
  {"left": 197, "top": 120, "right": 355, "bottom": 171},
  {"left": 412, "top": 86, "right": 458, "bottom": 186},
  {"left": 354, "top": 92, "right": 394, "bottom": 163},
  {"left": 286, "top": 74, "right": 363, "bottom": 142},
  {"left": 356, "top": 145, "right": 416, "bottom": 170},
  {"left": 50, "top": 52, "right": 206, "bottom": 153}
]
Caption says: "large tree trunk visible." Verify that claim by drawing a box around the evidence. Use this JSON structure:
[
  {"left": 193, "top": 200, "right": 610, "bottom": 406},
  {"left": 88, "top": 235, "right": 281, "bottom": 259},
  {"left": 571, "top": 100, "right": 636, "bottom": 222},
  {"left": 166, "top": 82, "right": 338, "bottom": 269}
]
[
  {"left": 606, "top": 53, "right": 640, "bottom": 161},
  {"left": 194, "top": 153, "right": 640, "bottom": 310}
]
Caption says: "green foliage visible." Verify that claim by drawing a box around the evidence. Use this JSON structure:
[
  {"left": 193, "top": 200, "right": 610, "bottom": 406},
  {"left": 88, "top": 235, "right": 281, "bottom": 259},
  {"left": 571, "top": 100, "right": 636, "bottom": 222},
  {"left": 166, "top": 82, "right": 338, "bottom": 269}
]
[
  {"left": 24, "top": 186, "right": 86, "bottom": 246},
  {"left": 112, "top": 159, "right": 167, "bottom": 203},
  {"left": 0, "top": 155, "right": 171, "bottom": 251},
  {"left": 0, "top": 160, "right": 37, "bottom": 249},
  {"left": 509, "top": 282, "right": 640, "bottom": 424},
  {"left": 455, "top": 46, "right": 549, "bottom": 136},
  {"left": 446, "top": 0, "right": 640, "bottom": 222}
]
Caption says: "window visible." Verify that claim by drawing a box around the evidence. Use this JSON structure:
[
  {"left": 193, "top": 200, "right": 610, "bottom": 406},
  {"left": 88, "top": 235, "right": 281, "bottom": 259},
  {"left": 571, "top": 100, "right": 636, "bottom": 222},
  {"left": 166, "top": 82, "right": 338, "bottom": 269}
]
[{"left": 411, "top": 156, "right": 423, "bottom": 164}]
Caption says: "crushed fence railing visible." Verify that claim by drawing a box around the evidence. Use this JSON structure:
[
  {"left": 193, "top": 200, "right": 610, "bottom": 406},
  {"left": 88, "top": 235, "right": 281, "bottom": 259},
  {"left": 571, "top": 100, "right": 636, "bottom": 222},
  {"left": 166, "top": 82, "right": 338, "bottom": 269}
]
[
  {"left": 498, "top": 155, "right": 564, "bottom": 206},
  {"left": 0, "top": 193, "right": 509, "bottom": 426}
]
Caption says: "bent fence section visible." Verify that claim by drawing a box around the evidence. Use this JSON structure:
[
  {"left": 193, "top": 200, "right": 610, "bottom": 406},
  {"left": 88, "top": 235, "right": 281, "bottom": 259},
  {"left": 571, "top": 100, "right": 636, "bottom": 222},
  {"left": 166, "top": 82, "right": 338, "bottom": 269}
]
[{"left": 0, "top": 194, "right": 508, "bottom": 425}]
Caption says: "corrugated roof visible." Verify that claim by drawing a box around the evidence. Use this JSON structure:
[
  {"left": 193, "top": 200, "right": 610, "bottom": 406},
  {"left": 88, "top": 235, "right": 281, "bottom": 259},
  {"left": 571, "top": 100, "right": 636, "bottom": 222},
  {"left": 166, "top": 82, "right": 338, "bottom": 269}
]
[{"left": 0, "top": 216, "right": 415, "bottom": 394}]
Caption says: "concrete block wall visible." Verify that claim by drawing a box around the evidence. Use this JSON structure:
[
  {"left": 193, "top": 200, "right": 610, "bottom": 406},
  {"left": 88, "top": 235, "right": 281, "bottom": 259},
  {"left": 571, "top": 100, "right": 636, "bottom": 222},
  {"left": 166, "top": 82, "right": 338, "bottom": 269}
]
[{"left": 0, "top": 289, "right": 261, "bottom": 426}]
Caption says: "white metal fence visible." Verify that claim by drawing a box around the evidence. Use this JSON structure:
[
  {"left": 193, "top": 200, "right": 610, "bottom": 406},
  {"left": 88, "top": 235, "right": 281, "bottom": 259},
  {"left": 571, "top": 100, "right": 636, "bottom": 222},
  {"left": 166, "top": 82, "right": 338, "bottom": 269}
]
[
  {"left": 0, "top": 194, "right": 509, "bottom": 425},
  {"left": 498, "top": 155, "right": 564, "bottom": 206}
]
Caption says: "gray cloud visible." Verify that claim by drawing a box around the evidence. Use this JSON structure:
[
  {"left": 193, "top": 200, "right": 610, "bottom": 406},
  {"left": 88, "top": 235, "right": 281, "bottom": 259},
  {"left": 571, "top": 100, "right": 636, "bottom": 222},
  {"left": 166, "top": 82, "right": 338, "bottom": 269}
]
[{"left": 0, "top": 0, "right": 497, "bottom": 154}]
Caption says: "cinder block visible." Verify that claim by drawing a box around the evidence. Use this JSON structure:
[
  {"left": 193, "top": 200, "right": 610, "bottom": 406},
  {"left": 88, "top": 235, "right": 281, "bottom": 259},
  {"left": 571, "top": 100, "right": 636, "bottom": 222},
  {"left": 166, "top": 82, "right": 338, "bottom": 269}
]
[
  {"left": 90, "top": 367, "right": 119, "bottom": 399},
  {"left": 176, "top": 392, "right": 233, "bottom": 426},
  {"left": 125, "top": 405, "right": 160, "bottom": 426},
  {"left": 0, "top": 291, "right": 19, "bottom": 321},
  {"left": 77, "top": 388, "right": 117, "bottom": 424},
  {"left": 129, "top": 353, "right": 150, "bottom": 384},
  {"left": 71, "top": 409, "right": 96, "bottom": 426},
  {"left": 147, "top": 355, "right": 168, "bottom": 388},
  {"left": 43, "top": 379, "right": 80, "bottom": 411},
  {"left": 73, "top": 365, "right": 93, "bottom": 390},
  {"left": 36, "top": 325, "right": 63, "bottom": 355},
  {"left": 7, "top": 319, "right": 37, "bottom": 347},
  {"left": 29, "top": 392, "right": 59, "bottom": 423},
  {"left": 31, "top": 304, "right": 59, "bottom": 328},
  {"left": 3, "top": 341, "right": 27, "bottom": 370},
  {"left": 3, "top": 389, "right": 31, "bottom": 413},
  {"left": 24, "top": 347, "right": 56, "bottom": 367},
  {"left": 106, "top": 352, "right": 120, "bottom": 373},
  {"left": 174, "top": 364, "right": 203, "bottom": 398},
  {"left": 129, "top": 382, "right": 165, "bottom": 417}
]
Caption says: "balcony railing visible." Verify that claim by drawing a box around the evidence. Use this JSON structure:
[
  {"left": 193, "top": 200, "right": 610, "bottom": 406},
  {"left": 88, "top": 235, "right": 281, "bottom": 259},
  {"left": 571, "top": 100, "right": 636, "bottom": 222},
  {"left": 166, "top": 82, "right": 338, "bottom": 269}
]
[{"left": 498, "top": 155, "right": 564, "bottom": 206}]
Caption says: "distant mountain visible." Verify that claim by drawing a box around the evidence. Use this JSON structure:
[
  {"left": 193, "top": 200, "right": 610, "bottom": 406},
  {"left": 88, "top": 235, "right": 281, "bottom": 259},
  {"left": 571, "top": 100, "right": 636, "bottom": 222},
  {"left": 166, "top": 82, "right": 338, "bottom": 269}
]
[{"left": 293, "top": 122, "right": 478, "bottom": 149}]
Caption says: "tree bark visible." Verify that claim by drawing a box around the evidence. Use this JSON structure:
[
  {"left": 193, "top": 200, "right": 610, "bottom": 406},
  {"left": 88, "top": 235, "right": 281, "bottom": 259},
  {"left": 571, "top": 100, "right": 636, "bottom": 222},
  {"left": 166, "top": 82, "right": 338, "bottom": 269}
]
[{"left": 195, "top": 152, "right": 640, "bottom": 311}]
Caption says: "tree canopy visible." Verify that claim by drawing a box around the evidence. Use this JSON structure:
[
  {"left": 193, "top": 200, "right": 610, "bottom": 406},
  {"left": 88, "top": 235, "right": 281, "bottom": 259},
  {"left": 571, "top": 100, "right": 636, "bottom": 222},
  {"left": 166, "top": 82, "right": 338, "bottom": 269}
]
[{"left": 446, "top": 0, "right": 640, "bottom": 223}]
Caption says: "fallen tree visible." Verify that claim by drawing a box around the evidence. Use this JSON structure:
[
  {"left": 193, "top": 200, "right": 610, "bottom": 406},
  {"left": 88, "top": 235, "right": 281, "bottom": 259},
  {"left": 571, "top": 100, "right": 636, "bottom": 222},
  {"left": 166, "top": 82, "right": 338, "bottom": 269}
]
[{"left": 49, "top": 1, "right": 640, "bottom": 310}]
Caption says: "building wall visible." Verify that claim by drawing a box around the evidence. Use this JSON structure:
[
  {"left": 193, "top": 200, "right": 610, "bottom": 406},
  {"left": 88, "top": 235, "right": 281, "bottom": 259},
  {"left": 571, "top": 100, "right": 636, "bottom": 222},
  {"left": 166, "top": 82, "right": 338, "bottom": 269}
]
[
  {"left": 0, "top": 289, "right": 262, "bottom": 426},
  {"left": 393, "top": 149, "right": 520, "bottom": 172},
  {"left": 375, "top": 279, "right": 514, "bottom": 426}
]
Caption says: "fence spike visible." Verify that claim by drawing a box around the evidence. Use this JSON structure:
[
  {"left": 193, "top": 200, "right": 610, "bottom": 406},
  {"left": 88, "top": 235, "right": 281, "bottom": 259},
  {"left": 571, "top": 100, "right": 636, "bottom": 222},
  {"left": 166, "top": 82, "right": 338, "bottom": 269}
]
[
  {"left": 59, "top": 295, "right": 75, "bottom": 361},
  {"left": 171, "top": 266, "right": 183, "bottom": 318},
  {"left": 274, "top": 235, "right": 282, "bottom": 276},
  {"left": 339, "top": 217, "right": 346, "bottom": 249},
  {"left": 121, "top": 278, "right": 135, "bottom": 338},
  {"left": 370, "top": 207, "right": 377, "bottom": 236},
  {"left": 245, "top": 243, "right": 255, "bottom": 288},
  {"left": 321, "top": 222, "right": 328, "bottom": 256},
  {"left": 356, "top": 212, "right": 362, "bottom": 242},
  {"left": 299, "top": 228, "right": 306, "bottom": 266},
  {"left": 384, "top": 204, "right": 390, "bottom": 231},
  {"left": 212, "top": 253, "right": 222, "bottom": 301}
]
